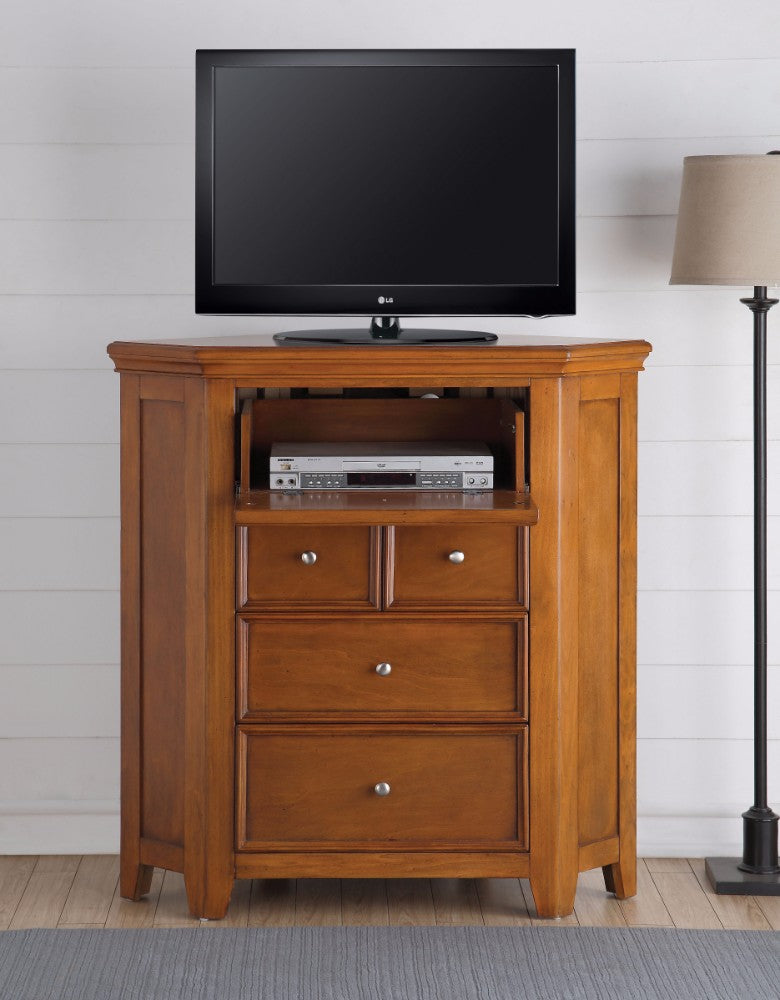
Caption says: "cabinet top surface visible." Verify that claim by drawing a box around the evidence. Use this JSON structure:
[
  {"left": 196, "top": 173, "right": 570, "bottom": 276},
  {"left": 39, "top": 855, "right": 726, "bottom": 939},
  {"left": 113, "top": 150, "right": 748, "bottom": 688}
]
[{"left": 107, "top": 332, "right": 652, "bottom": 382}]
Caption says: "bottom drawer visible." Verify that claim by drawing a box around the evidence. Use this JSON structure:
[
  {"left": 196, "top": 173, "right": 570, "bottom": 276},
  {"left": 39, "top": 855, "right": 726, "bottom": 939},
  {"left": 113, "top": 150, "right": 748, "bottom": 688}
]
[{"left": 237, "top": 726, "right": 527, "bottom": 850}]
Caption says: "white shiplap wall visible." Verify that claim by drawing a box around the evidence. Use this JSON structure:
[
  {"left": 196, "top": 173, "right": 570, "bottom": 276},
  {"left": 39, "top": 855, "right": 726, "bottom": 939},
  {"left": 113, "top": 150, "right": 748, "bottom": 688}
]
[{"left": 1, "top": 0, "right": 779, "bottom": 855}]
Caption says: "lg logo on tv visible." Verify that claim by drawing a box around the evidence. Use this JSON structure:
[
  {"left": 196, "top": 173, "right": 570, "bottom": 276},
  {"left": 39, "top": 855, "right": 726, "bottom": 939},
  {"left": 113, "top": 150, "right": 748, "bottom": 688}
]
[{"left": 377, "top": 295, "right": 394, "bottom": 305}]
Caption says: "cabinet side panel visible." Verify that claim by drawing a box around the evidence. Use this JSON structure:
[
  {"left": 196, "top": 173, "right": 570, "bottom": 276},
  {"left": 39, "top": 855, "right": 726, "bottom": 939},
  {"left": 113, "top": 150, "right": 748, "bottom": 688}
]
[
  {"left": 139, "top": 396, "right": 186, "bottom": 847},
  {"left": 577, "top": 398, "right": 620, "bottom": 845}
]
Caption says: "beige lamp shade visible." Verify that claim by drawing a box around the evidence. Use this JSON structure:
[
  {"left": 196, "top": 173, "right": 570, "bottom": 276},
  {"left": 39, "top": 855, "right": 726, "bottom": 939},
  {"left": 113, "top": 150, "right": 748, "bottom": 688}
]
[{"left": 670, "top": 154, "right": 780, "bottom": 287}]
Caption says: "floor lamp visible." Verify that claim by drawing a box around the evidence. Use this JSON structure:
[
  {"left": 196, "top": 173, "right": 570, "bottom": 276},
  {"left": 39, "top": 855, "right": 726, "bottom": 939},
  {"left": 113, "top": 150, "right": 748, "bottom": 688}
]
[{"left": 670, "top": 153, "right": 780, "bottom": 894}]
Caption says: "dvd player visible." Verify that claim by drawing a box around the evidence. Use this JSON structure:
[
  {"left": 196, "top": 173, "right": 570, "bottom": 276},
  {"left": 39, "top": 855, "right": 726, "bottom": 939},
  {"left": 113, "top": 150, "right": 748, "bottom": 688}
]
[{"left": 270, "top": 442, "right": 493, "bottom": 490}]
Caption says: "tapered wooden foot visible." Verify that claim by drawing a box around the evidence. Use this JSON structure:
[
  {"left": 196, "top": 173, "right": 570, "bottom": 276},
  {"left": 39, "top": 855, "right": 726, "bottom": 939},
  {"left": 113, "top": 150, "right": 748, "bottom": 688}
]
[
  {"left": 528, "top": 870, "right": 578, "bottom": 919},
  {"left": 184, "top": 872, "right": 234, "bottom": 920},
  {"left": 603, "top": 857, "right": 636, "bottom": 899},
  {"left": 120, "top": 862, "right": 154, "bottom": 901}
]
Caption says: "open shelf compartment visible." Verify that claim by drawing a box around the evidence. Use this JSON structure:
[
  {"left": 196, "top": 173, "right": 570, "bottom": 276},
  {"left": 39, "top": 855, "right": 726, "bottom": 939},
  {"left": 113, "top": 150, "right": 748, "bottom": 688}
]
[{"left": 238, "top": 392, "right": 528, "bottom": 494}]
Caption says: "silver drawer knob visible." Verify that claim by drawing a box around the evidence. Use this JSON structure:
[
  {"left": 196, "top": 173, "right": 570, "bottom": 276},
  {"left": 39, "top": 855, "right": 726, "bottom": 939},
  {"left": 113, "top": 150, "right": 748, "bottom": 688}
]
[
  {"left": 375, "top": 662, "right": 392, "bottom": 676},
  {"left": 374, "top": 782, "right": 391, "bottom": 796},
  {"left": 448, "top": 550, "right": 466, "bottom": 564},
  {"left": 300, "top": 551, "right": 317, "bottom": 565}
]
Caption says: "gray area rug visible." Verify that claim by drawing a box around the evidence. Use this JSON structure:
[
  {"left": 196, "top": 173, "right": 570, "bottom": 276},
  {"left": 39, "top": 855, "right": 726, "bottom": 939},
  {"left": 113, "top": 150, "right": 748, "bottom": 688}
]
[{"left": 0, "top": 926, "right": 777, "bottom": 1000}]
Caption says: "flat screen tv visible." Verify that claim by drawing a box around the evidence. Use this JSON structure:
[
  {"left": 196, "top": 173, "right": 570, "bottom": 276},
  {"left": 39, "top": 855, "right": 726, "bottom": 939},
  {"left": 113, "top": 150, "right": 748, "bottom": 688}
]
[{"left": 196, "top": 49, "right": 575, "bottom": 344}]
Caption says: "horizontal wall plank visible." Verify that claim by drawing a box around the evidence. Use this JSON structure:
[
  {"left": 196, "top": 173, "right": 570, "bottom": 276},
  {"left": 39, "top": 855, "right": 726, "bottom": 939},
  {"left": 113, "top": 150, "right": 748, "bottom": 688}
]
[
  {"left": 0, "top": 665, "right": 119, "bottom": 737},
  {"left": 639, "top": 365, "right": 780, "bottom": 443},
  {"left": 637, "top": 590, "right": 780, "bottom": 666},
  {"left": 1, "top": 0, "right": 778, "bottom": 67},
  {"left": 579, "top": 135, "right": 780, "bottom": 218},
  {"left": 0, "top": 518, "right": 118, "bottom": 589},
  {"left": 0, "top": 592, "right": 119, "bottom": 664},
  {"left": 639, "top": 441, "right": 780, "bottom": 517},
  {"left": 0, "top": 739, "right": 118, "bottom": 801},
  {"left": 0, "top": 445, "right": 118, "bottom": 517},
  {"left": 1, "top": 61, "right": 778, "bottom": 144},
  {"left": 0, "top": 221, "right": 190, "bottom": 295},
  {"left": 2, "top": 291, "right": 776, "bottom": 371},
  {"left": 0, "top": 810, "right": 119, "bottom": 855},
  {"left": 0, "top": 68, "right": 192, "bottom": 144},
  {"left": 637, "top": 738, "right": 780, "bottom": 817},
  {"left": 0, "top": 144, "right": 192, "bottom": 221},
  {"left": 639, "top": 516, "right": 780, "bottom": 592},
  {"left": 0, "top": 372, "right": 118, "bottom": 443},
  {"left": 4, "top": 136, "right": 779, "bottom": 223},
  {"left": 581, "top": 59, "right": 780, "bottom": 140},
  {"left": 638, "top": 664, "right": 780, "bottom": 741},
  {"left": 0, "top": 217, "right": 678, "bottom": 295}
]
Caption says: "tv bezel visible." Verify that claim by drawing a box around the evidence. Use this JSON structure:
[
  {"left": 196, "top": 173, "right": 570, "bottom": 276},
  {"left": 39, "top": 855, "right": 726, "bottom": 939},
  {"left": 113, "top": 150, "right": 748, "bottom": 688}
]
[{"left": 195, "top": 49, "right": 575, "bottom": 318}]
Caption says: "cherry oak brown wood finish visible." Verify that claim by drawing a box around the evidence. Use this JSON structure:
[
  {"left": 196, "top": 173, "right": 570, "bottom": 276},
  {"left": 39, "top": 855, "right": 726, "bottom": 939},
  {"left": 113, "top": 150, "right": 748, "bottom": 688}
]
[
  {"left": 108, "top": 334, "right": 650, "bottom": 921},
  {"left": 238, "top": 525, "right": 381, "bottom": 611},
  {"left": 384, "top": 525, "right": 527, "bottom": 611},
  {"left": 237, "top": 615, "right": 527, "bottom": 721},
  {"left": 237, "top": 727, "right": 527, "bottom": 850}
]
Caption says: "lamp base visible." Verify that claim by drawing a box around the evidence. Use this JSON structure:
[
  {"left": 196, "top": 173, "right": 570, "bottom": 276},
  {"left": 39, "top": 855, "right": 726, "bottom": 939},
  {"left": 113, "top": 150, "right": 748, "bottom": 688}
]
[{"left": 705, "top": 857, "right": 780, "bottom": 895}]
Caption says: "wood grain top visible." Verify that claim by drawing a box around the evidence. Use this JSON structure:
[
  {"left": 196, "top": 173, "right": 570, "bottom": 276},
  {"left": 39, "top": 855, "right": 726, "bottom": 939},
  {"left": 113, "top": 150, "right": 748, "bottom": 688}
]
[
  {"left": 107, "top": 334, "right": 652, "bottom": 383},
  {"left": 235, "top": 489, "right": 539, "bottom": 525}
]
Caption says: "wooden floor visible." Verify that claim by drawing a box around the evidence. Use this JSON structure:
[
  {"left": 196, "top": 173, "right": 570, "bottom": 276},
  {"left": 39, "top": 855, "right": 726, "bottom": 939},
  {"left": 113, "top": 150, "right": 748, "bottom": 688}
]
[{"left": 1, "top": 856, "right": 777, "bottom": 931}]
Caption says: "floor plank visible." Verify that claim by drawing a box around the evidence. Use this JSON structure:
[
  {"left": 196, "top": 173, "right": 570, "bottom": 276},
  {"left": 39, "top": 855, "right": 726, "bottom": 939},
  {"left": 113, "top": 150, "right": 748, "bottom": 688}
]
[
  {"left": 431, "top": 878, "right": 483, "bottom": 926},
  {"left": 617, "top": 859, "right": 674, "bottom": 927},
  {"left": 341, "top": 879, "right": 389, "bottom": 926},
  {"left": 475, "top": 878, "right": 531, "bottom": 926},
  {"left": 294, "top": 879, "right": 341, "bottom": 927},
  {"left": 755, "top": 895, "right": 780, "bottom": 930},
  {"left": 644, "top": 858, "right": 692, "bottom": 874},
  {"left": 105, "top": 868, "right": 164, "bottom": 928},
  {"left": 153, "top": 871, "right": 199, "bottom": 927},
  {"left": 574, "top": 868, "right": 628, "bottom": 927},
  {"left": 519, "top": 879, "right": 579, "bottom": 926},
  {"left": 59, "top": 855, "right": 119, "bottom": 927},
  {"left": 387, "top": 879, "right": 436, "bottom": 926},
  {"left": 650, "top": 872, "right": 722, "bottom": 929},
  {"left": 248, "top": 879, "right": 297, "bottom": 927},
  {"left": 0, "top": 856, "right": 37, "bottom": 930},
  {"left": 689, "top": 859, "right": 772, "bottom": 931},
  {"left": 10, "top": 869, "right": 78, "bottom": 929}
]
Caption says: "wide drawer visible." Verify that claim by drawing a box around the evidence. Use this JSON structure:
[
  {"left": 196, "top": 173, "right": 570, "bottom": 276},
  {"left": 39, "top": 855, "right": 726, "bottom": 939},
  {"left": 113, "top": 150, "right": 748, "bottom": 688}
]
[
  {"left": 238, "top": 525, "right": 381, "bottom": 611},
  {"left": 237, "top": 616, "right": 527, "bottom": 721},
  {"left": 385, "top": 525, "right": 527, "bottom": 610},
  {"left": 237, "top": 727, "right": 526, "bottom": 850}
]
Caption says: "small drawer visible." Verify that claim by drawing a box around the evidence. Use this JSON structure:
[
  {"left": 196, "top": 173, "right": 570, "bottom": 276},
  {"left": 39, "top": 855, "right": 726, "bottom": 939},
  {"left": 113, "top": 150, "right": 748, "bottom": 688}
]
[
  {"left": 237, "top": 525, "right": 381, "bottom": 611},
  {"left": 237, "top": 616, "right": 527, "bottom": 721},
  {"left": 385, "top": 525, "right": 527, "bottom": 610},
  {"left": 237, "top": 727, "right": 527, "bottom": 849}
]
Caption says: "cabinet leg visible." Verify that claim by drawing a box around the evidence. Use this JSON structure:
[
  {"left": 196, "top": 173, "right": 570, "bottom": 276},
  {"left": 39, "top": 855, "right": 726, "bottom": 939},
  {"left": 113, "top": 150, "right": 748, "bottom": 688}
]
[
  {"left": 528, "top": 869, "right": 578, "bottom": 919},
  {"left": 120, "top": 861, "right": 154, "bottom": 901},
  {"left": 602, "top": 857, "right": 636, "bottom": 899},
  {"left": 184, "top": 872, "right": 234, "bottom": 920}
]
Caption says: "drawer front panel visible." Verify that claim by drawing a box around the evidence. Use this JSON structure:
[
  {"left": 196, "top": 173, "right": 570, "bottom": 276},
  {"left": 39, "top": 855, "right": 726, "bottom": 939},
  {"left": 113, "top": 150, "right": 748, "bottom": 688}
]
[
  {"left": 238, "top": 525, "right": 381, "bottom": 610},
  {"left": 237, "top": 616, "right": 527, "bottom": 720},
  {"left": 237, "top": 727, "right": 527, "bottom": 850},
  {"left": 385, "top": 525, "right": 526, "bottom": 610}
]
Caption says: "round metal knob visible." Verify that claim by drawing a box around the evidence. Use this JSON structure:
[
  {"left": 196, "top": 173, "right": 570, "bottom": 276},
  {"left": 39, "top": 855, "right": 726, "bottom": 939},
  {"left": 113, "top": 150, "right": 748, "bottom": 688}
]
[
  {"left": 448, "top": 550, "right": 465, "bottom": 564},
  {"left": 374, "top": 782, "right": 391, "bottom": 796},
  {"left": 375, "top": 662, "right": 392, "bottom": 676},
  {"left": 300, "top": 551, "right": 317, "bottom": 566}
]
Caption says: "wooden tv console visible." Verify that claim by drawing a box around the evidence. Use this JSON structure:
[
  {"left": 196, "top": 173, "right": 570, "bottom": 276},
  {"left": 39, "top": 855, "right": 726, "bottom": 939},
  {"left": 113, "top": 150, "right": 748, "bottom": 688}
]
[{"left": 108, "top": 334, "right": 651, "bottom": 919}]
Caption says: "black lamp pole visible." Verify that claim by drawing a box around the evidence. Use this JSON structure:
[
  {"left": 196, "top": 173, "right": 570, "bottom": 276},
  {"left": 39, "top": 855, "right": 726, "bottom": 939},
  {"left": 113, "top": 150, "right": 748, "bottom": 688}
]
[{"left": 706, "top": 285, "right": 780, "bottom": 894}]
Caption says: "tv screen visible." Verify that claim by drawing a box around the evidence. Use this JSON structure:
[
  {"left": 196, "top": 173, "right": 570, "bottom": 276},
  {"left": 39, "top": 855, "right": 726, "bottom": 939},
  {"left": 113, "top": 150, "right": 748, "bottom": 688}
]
[{"left": 196, "top": 50, "right": 575, "bottom": 327}]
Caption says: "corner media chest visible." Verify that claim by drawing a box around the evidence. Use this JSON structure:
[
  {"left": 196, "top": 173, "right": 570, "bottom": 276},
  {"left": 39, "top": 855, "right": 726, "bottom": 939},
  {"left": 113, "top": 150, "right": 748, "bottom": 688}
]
[{"left": 107, "top": 334, "right": 651, "bottom": 919}]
